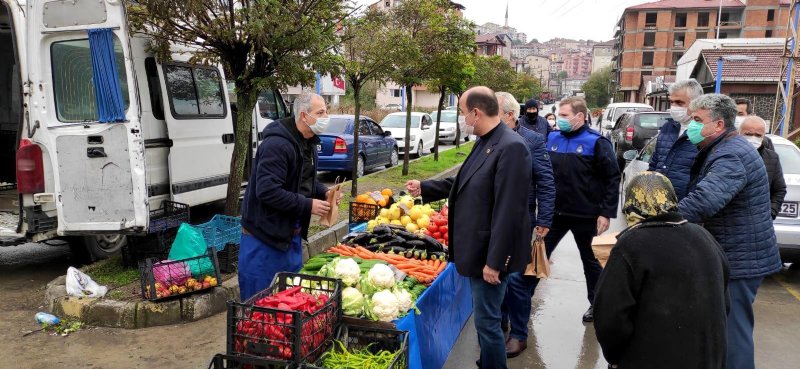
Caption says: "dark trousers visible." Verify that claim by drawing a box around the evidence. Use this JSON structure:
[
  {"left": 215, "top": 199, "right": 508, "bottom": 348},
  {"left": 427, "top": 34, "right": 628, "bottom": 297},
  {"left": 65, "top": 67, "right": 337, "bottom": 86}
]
[
  {"left": 726, "top": 277, "right": 763, "bottom": 369},
  {"left": 470, "top": 277, "right": 508, "bottom": 369},
  {"left": 238, "top": 233, "right": 303, "bottom": 301}
]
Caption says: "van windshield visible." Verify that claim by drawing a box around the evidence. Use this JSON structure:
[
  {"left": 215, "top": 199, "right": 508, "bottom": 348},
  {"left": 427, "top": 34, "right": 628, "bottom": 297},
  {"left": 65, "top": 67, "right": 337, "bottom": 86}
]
[{"left": 381, "top": 114, "right": 419, "bottom": 128}]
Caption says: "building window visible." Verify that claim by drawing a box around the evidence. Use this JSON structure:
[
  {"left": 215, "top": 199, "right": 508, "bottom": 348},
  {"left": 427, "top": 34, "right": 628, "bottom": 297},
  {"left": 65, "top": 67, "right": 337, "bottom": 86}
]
[
  {"left": 766, "top": 30, "right": 773, "bottom": 38},
  {"left": 644, "top": 32, "right": 656, "bottom": 47},
  {"left": 674, "top": 33, "right": 685, "bottom": 47},
  {"left": 698, "top": 12, "right": 710, "bottom": 27},
  {"left": 641, "top": 71, "right": 652, "bottom": 77},
  {"left": 671, "top": 52, "right": 684, "bottom": 65},
  {"left": 768, "top": 9, "right": 775, "bottom": 22},
  {"left": 391, "top": 89, "right": 402, "bottom": 98},
  {"left": 645, "top": 12, "right": 658, "bottom": 27},
  {"left": 675, "top": 13, "right": 687, "bottom": 27},
  {"left": 642, "top": 52, "right": 654, "bottom": 66}
]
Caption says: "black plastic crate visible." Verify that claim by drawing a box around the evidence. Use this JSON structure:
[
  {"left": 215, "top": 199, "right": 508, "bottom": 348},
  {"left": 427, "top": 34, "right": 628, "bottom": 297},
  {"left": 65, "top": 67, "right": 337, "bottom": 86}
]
[
  {"left": 227, "top": 273, "right": 343, "bottom": 366},
  {"left": 207, "top": 354, "right": 293, "bottom": 369},
  {"left": 304, "top": 325, "right": 408, "bottom": 369},
  {"left": 349, "top": 202, "right": 380, "bottom": 224},
  {"left": 122, "top": 229, "right": 177, "bottom": 268},
  {"left": 218, "top": 242, "right": 240, "bottom": 274},
  {"left": 149, "top": 200, "right": 190, "bottom": 234},
  {"left": 139, "top": 247, "right": 221, "bottom": 301}
]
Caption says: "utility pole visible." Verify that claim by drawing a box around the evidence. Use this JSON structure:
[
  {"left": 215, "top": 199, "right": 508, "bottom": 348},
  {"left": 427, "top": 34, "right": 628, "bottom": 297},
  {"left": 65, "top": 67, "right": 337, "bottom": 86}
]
[
  {"left": 716, "top": 0, "right": 723, "bottom": 39},
  {"left": 773, "top": 0, "right": 800, "bottom": 137}
]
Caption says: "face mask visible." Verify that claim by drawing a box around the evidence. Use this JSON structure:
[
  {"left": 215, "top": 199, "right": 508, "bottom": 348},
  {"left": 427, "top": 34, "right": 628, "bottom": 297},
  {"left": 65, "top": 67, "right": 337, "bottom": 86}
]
[
  {"left": 458, "top": 115, "right": 465, "bottom": 125},
  {"left": 547, "top": 119, "right": 556, "bottom": 127},
  {"left": 557, "top": 117, "right": 573, "bottom": 132},
  {"left": 669, "top": 107, "right": 690, "bottom": 124},
  {"left": 307, "top": 115, "right": 329, "bottom": 135},
  {"left": 463, "top": 111, "right": 476, "bottom": 136},
  {"left": 734, "top": 116, "right": 746, "bottom": 130},
  {"left": 526, "top": 112, "right": 538, "bottom": 121},
  {"left": 745, "top": 135, "right": 763, "bottom": 149},
  {"left": 686, "top": 120, "right": 708, "bottom": 145}
]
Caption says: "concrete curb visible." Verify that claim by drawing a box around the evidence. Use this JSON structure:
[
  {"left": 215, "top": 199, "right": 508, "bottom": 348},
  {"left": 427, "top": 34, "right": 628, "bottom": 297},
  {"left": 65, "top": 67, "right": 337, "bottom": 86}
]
[{"left": 44, "top": 161, "right": 465, "bottom": 329}]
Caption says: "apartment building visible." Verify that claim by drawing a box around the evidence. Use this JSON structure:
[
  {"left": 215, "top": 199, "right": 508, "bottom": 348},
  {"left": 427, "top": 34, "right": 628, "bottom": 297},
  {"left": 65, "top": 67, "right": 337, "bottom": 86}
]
[
  {"left": 563, "top": 51, "right": 593, "bottom": 78},
  {"left": 524, "top": 55, "right": 552, "bottom": 86},
  {"left": 592, "top": 41, "right": 615, "bottom": 73},
  {"left": 613, "top": 0, "right": 791, "bottom": 103}
]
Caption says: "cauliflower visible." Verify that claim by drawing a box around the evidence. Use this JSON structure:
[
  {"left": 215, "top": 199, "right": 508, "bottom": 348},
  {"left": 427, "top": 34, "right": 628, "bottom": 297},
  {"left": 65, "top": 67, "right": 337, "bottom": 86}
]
[
  {"left": 393, "top": 287, "right": 414, "bottom": 315},
  {"left": 332, "top": 258, "right": 361, "bottom": 287},
  {"left": 368, "top": 290, "right": 400, "bottom": 322},
  {"left": 367, "top": 264, "right": 396, "bottom": 290},
  {"left": 342, "top": 287, "right": 365, "bottom": 317}
]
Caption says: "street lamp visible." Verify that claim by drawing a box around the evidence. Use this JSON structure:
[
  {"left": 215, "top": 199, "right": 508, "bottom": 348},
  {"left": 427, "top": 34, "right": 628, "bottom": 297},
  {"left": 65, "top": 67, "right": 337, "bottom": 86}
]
[{"left": 715, "top": 55, "right": 756, "bottom": 94}]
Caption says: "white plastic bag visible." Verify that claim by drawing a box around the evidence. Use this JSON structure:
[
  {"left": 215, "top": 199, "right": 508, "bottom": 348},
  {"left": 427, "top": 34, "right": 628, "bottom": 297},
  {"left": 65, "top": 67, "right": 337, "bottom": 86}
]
[{"left": 65, "top": 267, "right": 108, "bottom": 298}]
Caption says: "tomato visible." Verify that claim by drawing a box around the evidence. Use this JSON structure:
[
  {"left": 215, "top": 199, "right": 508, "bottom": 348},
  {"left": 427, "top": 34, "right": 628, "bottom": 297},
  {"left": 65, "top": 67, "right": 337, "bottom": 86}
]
[
  {"left": 433, "top": 232, "right": 442, "bottom": 239},
  {"left": 437, "top": 238, "right": 446, "bottom": 244},
  {"left": 443, "top": 232, "right": 448, "bottom": 240},
  {"left": 439, "top": 225, "right": 448, "bottom": 234},
  {"left": 435, "top": 218, "right": 448, "bottom": 227},
  {"left": 424, "top": 230, "right": 433, "bottom": 237},
  {"left": 428, "top": 224, "right": 439, "bottom": 233}
]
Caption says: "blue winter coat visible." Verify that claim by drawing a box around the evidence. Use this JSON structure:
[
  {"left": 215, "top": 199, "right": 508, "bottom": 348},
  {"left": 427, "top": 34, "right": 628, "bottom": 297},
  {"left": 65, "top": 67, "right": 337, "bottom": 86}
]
[
  {"left": 678, "top": 131, "right": 782, "bottom": 279},
  {"left": 519, "top": 114, "right": 550, "bottom": 139},
  {"left": 516, "top": 125, "right": 556, "bottom": 228},
  {"left": 648, "top": 119, "right": 698, "bottom": 201}
]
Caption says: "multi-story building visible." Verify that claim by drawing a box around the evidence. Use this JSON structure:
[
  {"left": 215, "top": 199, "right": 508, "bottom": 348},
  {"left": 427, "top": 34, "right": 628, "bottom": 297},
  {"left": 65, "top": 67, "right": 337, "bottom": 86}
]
[
  {"left": 592, "top": 41, "right": 615, "bottom": 73},
  {"left": 563, "top": 51, "right": 593, "bottom": 78},
  {"left": 524, "top": 55, "right": 551, "bottom": 86},
  {"left": 476, "top": 34, "right": 513, "bottom": 61},
  {"left": 612, "top": 0, "right": 791, "bottom": 102}
]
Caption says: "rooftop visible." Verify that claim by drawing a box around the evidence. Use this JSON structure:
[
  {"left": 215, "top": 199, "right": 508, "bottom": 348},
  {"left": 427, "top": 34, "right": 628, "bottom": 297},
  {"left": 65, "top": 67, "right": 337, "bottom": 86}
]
[
  {"left": 699, "top": 48, "right": 787, "bottom": 82},
  {"left": 476, "top": 34, "right": 508, "bottom": 45},
  {"left": 627, "top": 0, "right": 744, "bottom": 11}
]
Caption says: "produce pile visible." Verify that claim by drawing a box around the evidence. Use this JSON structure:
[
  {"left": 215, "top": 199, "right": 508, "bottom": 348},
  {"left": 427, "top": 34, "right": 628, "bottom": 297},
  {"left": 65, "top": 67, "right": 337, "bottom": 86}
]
[
  {"left": 144, "top": 274, "right": 218, "bottom": 299},
  {"left": 232, "top": 285, "right": 337, "bottom": 361},
  {"left": 354, "top": 188, "right": 394, "bottom": 208},
  {"left": 300, "top": 253, "right": 428, "bottom": 322},
  {"left": 319, "top": 340, "right": 403, "bottom": 369},
  {"left": 341, "top": 224, "right": 448, "bottom": 261},
  {"left": 365, "top": 196, "right": 450, "bottom": 247}
]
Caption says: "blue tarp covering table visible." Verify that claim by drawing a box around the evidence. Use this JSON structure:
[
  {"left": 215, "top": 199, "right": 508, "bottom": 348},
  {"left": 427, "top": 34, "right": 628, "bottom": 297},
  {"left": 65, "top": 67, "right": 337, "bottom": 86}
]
[{"left": 395, "top": 263, "right": 472, "bottom": 369}]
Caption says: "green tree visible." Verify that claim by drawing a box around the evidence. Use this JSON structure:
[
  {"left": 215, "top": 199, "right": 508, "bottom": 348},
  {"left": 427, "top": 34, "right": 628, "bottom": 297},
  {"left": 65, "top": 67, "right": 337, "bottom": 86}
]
[
  {"left": 510, "top": 73, "right": 545, "bottom": 104},
  {"left": 471, "top": 55, "right": 518, "bottom": 92},
  {"left": 341, "top": 9, "right": 404, "bottom": 195},
  {"left": 582, "top": 66, "right": 614, "bottom": 108},
  {"left": 128, "top": 1, "right": 348, "bottom": 215}
]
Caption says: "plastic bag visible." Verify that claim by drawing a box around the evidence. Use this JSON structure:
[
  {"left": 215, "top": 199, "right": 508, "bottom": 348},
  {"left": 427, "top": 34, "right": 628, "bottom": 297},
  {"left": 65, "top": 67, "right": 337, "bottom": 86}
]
[
  {"left": 153, "top": 260, "right": 191, "bottom": 286},
  {"left": 168, "top": 223, "right": 214, "bottom": 276},
  {"left": 65, "top": 266, "right": 108, "bottom": 298}
]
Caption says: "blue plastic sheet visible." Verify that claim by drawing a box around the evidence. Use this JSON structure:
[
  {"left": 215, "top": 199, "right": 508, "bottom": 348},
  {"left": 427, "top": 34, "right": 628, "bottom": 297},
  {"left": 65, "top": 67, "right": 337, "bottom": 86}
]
[
  {"left": 395, "top": 263, "right": 473, "bottom": 369},
  {"left": 87, "top": 28, "right": 126, "bottom": 122}
]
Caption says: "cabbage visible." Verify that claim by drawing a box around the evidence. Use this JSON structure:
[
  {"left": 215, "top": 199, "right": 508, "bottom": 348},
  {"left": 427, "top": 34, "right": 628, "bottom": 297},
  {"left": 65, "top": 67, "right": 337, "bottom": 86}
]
[
  {"left": 367, "top": 264, "right": 396, "bottom": 290},
  {"left": 342, "top": 287, "right": 365, "bottom": 317}
]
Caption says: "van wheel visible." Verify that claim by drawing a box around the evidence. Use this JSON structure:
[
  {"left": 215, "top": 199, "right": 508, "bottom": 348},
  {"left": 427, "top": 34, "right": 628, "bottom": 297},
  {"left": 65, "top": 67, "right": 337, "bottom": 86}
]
[{"left": 72, "top": 234, "right": 127, "bottom": 262}]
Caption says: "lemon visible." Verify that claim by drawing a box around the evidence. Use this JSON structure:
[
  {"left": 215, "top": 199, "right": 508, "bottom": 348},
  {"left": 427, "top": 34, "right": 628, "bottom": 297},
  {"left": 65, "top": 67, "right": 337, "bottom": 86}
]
[
  {"left": 391, "top": 220, "right": 403, "bottom": 226},
  {"left": 406, "top": 223, "right": 419, "bottom": 232},
  {"left": 400, "top": 215, "right": 412, "bottom": 226},
  {"left": 417, "top": 215, "right": 430, "bottom": 229},
  {"left": 380, "top": 208, "right": 391, "bottom": 218},
  {"left": 408, "top": 206, "right": 422, "bottom": 221}
]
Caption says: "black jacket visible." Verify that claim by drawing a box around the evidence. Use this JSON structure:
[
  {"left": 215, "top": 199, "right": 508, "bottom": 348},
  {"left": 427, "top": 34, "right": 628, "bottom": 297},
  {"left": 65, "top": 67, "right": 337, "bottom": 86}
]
[
  {"left": 759, "top": 145, "right": 787, "bottom": 219},
  {"left": 421, "top": 123, "right": 532, "bottom": 277},
  {"left": 518, "top": 114, "right": 550, "bottom": 138},
  {"left": 240, "top": 118, "right": 327, "bottom": 251},
  {"left": 593, "top": 212, "right": 730, "bottom": 369}
]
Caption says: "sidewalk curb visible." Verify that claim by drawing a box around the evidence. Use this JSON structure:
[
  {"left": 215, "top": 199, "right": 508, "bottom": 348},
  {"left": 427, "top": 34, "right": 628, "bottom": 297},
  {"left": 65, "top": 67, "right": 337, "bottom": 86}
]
[{"left": 44, "top": 161, "right": 464, "bottom": 329}]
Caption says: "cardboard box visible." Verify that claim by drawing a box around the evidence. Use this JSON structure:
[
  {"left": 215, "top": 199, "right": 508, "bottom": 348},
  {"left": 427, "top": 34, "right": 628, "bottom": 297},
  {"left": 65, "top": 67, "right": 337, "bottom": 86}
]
[{"left": 591, "top": 232, "right": 620, "bottom": 268}]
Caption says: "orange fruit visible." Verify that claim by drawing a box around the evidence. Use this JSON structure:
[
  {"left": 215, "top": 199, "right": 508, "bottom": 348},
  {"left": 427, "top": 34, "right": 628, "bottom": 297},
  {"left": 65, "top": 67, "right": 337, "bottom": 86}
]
[
  {"left": 365, "top": 198, "right": 377, "bottom": 205},
  {"left": 381, "top": 188, "right": 393, "bottom": 197},
  {"left": 355, "top": 194, "right": 369, "bottom": 203},
  {"left": 378, "top": 198, "right": 388, "bottom": 207}
]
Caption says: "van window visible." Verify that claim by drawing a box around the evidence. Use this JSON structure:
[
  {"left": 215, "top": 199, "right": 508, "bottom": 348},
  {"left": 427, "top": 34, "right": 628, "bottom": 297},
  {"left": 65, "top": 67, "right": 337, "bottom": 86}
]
[
  {"left": 164, "top": 64, "right": 226, "bottom": 119},
  {"left": 51, "top": 38, "right": 129, "bottom": 122},
  {"left": 258, "top": 90, "right": 279, "bottom": 119},
  {"left": 144, "top": 58, "right": 165, "bottom": 120}
]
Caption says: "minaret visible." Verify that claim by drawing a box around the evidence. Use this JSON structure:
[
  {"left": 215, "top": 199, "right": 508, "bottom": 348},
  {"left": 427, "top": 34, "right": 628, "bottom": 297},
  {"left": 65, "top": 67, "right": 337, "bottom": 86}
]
[{"left": 504, "top": 1, "right": 509, "bottom": 28}]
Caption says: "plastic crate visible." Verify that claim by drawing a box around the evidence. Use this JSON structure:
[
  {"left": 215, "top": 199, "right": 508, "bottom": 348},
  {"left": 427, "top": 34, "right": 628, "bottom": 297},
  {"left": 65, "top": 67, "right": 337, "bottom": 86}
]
[
  {"left": 218, "top": 242, "right": 240, "bottom": 274},
  {"left": 227, "top": 273, "right": 343, "bottom": 366},
  {"left": 304, "top": 325, "right": 408, "bottom": 369},
  {"left": 349, "top": 202, "right": 380, "bottom": 224},
  {"left": 198, "top": 215, "right": 242, "bottom": 251},
  {"left": 348, "top": 222, "right": 367, "bottom": 233},
  {"left": 149, "top": 201, "right": 190, "bottom": 234},
  {"left": 207, "top": 354, "right": 292, "bottom": 369},
  {"left": 139, "top": 247, "right": 221, "bottom": 301},
  {"left": 122, "top": 229, "right": 177, "bottom": 268}
]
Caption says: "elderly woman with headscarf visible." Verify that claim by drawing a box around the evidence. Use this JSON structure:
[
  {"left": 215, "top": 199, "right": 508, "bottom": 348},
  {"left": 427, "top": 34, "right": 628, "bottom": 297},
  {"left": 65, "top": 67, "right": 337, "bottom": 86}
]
[{"left": 593, "top": 172, "right": 730, "bottom": 369}]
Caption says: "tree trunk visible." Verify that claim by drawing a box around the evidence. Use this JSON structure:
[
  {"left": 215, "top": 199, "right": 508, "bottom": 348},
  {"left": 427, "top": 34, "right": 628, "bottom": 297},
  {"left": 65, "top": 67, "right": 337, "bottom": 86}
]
[
  {"left": 402, "top": 84, "right": 414, "bottom": 176},
  {"left": 454, "top": 92, "right": 462, "bottom": 149},
  {"left": 433, "top": 85, "right": 446, "bottom": 161},
  {"left": 351, "top": 84, "right": 362, "bottom": 197},
  {"left": 224, "top": 87, "right": 258, "bottom": 216}
]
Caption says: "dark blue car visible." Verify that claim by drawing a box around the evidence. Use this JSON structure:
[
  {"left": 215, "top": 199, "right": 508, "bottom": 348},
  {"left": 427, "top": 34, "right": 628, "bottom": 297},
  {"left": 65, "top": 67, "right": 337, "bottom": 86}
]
[{"left": 317, "top": 115, "right": 399, "bottom": 177}]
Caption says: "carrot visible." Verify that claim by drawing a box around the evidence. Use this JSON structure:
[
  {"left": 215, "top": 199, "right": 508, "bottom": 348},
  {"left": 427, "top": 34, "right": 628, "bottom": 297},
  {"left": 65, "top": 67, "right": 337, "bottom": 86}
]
[
  {"left": 354, "top": 246, "right": 376, "bottom": 258},
  {"left": 436, "top": 261, "right": 447, "bottom": 273},
  {"left": 433, "top": 259, "right": 441, "bottom": 270}
]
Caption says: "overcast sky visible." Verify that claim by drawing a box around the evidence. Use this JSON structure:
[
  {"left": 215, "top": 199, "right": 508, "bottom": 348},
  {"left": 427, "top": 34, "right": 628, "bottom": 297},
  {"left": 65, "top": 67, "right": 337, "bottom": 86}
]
[{"left": 353, "top": 0, "right": 650, "bottom": 42}]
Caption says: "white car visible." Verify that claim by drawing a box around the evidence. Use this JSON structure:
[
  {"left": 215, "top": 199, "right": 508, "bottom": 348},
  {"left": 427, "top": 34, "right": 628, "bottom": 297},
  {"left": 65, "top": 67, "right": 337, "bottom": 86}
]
[
  {"left": 600, "top": 103, "right": 654, "bottom": 137},
  {"left": 622, "top": 134, "right": 800, "bottom": 263},
  {"left": 379, "top": 112, "right": 437, "bottom": 157},
  {"left": 430, "top": 110, "right": 468, "bottom": 145}
]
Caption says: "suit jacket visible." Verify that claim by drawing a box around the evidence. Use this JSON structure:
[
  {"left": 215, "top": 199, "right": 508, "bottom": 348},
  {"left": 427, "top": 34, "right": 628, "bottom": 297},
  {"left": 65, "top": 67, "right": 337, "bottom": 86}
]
[{"left": 421, "top": 123, "right": 533, "bottom": 278}]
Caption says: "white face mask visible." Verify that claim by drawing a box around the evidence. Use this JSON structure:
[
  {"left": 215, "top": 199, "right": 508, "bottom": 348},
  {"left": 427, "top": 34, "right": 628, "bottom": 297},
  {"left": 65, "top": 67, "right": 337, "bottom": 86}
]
[
  {"left": 734, "top": 116, "right": 746, "bottom": 130},
  {"left": 463, "top": 112, "right": 476, "bottom": 136},
  {"left": 547, "top": 119, "right": 556, "bottom": 127},
  {"left": 744, "top": 135, "right": 763, "bottom": 149},
  {"left": 306, "top": 115, "right": 329, "bottom": 135},
  {"left": 669, "top": 107, "right": 690, "bottom": 124}
]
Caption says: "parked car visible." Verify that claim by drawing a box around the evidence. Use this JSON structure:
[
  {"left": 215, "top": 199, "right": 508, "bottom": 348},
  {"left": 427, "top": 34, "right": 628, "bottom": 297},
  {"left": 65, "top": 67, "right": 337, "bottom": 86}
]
[
  {"left": 381, "top": 104, "right": 402, "bottom": 111},
  {"left": 600, "top": 103, "right": 654, "bottom": 137},
  {"left": 430, "top": 110, "right": 467, "bottom": 145},
  {"left": 621, "top": 134, "right": 800, "bottom": 264},
  {"left": 317, "top": 115, "right": 398, "bottom": 178},
  {"left": 379, "top": 112, "right": 437, "bottom": 157},
  {"left": 609, "top": 112, "right": 671, "bottom": 170}
]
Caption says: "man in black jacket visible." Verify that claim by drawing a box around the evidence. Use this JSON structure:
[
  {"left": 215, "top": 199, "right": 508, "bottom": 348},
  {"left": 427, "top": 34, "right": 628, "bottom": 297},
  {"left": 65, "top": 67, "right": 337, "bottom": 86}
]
[
  {"left": 238, "top": 93, "right": 338, "bottom": 301},
  {"left": 406, "top": 86, "right": 532, "bottom": 369},
  {"left": 740, "top": 115, "right": 787, "bottom": 219},
  {"left": 518, "top": 99, "right": 550, "bottom": 138}
]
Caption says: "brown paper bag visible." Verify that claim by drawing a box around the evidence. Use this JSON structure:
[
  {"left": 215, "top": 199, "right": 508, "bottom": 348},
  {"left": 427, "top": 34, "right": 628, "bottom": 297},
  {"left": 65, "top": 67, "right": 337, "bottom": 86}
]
[
  {"left": 591, "top": 232, "right": 620, "bottom": 268},
  {"left": 319, "top": 182, "right": 342, "bottom": 227},
  {"left": 525, "top": 235, "right": 550, "bottom": 279}
]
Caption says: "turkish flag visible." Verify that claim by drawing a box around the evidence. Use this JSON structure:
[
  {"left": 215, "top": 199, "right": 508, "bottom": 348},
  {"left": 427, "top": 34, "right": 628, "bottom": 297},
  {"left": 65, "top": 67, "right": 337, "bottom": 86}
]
[{"left": 332, "top": 76, "right": 345, "bottom": 91}]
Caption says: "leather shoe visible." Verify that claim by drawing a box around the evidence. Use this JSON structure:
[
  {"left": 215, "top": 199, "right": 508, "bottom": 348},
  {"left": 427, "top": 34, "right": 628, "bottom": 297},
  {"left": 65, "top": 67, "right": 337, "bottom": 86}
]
[
  {"left": 505, "top": 338, "right": 527, "bottom": 358},
  {"left": 582, "top": 306, "right": 594, "bottom": 323}
]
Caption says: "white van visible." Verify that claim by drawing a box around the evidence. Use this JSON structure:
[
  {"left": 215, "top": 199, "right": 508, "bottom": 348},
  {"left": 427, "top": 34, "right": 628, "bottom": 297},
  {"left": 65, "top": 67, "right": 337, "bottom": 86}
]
[{"left": 0, "top": 0, "right": 287, "bottom": 259}]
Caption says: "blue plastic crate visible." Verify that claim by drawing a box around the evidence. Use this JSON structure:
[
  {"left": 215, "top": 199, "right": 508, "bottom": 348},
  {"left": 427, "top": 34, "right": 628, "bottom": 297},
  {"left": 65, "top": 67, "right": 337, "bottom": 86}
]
[
  {"left": 349, "top": 222, "right": 367, "bottom": 233},
  {"left": 198, "top": 215, "right": 242, "bottom": 251}
]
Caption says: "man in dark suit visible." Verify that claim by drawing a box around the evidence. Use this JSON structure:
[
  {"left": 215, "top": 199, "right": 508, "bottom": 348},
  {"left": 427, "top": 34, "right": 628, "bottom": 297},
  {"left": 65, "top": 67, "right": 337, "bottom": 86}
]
[{"left": 406, "top": 86, "right": 532, "bottom": 369}]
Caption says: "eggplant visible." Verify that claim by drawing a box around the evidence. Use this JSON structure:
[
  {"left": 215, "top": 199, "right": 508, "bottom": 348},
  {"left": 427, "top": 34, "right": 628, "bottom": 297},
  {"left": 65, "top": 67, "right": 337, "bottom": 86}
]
[
  {"left": 393, "top": 229, "right": 420, "bottom": 241},
  {"left": 430, "top": 251, "right": 448, "bottom": 261},
  {"left": 420, "top": 235, "right": 445, "bottom": 252},
  {"left": 404, "top": 240, "right": 426, "bottom": 248},
  {"left": 385, "top": 240, "right": 408, "bottom": 248},
  {"left": 342, "top": 232, "right": 367, "bottom": 244},
  {"left": 365, "top": 243, "right": 384, "bottom": 252},
  {"left": 350, "top": 233, "right": 373, "bottom": 246},
  {"left": 386, "top": 246, "right": 407, "bottom": 254},
  {"left": 372, "top": 225, "right": 393, "bottom": 236}
]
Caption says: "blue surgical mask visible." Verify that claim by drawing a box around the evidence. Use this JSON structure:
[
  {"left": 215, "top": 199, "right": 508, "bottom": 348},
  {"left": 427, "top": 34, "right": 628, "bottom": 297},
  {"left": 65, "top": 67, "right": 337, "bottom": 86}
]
[
  {"left": 557, "top": 117, "right": 573, "bottom": 132},
  {"left": 308, "top": 116, "right": 329, "bottom": 135},
  {"left": 686, "top": 120, "right": 707, "bottom": 145}
]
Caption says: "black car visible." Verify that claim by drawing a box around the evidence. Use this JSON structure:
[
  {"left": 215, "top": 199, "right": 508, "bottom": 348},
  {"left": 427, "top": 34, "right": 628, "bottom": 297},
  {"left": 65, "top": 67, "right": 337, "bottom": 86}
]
[{"left": 610, "top": 111, "right": 671, "bottom": 170}]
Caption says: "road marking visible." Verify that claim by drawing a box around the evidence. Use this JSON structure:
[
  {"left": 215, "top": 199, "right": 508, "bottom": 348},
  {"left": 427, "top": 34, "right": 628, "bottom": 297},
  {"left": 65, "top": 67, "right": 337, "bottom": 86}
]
[{"left": 773, "top": 274, "right": 800, "bottom": 302}]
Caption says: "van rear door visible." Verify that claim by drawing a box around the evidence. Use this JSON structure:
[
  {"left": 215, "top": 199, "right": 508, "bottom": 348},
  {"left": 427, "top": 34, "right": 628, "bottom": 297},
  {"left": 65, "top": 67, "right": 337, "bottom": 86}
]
[{"left": 25, "top": 0, "right": 148, "bottom": 234}]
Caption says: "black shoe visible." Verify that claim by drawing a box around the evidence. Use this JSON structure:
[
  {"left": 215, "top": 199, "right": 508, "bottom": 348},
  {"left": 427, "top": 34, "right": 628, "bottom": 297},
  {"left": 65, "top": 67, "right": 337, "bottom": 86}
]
[{"left": 582, "top": 306, "right": 594, "bottom": 323}]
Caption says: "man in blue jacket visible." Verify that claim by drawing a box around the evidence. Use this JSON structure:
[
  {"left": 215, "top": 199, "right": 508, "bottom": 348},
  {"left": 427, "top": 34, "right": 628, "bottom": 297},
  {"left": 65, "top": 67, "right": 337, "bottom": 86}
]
[
  {"left": 495, "top": 92, "right": 556, "bottom": 357},
  {"left": 238, "top": 93, "right": 339, "bottom": 301},
  {"left": 648, "top": 79, "right": 703, "bottom": 200},
  {"left": 546, "top": 97, "right": 620, "bottom": 323},
  {"left": 518, "top": 99, "right": 550, "bottom": 138},
  {"left": 679, "top": 94, "right": 782, "bottom": 369}
]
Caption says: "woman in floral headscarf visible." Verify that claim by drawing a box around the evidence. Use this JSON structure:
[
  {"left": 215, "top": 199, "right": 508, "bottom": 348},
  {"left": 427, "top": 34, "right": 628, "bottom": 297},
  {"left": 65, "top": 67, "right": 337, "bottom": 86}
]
[{"left": 593, "top": 172, "right": 731, "bottom": 369}]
